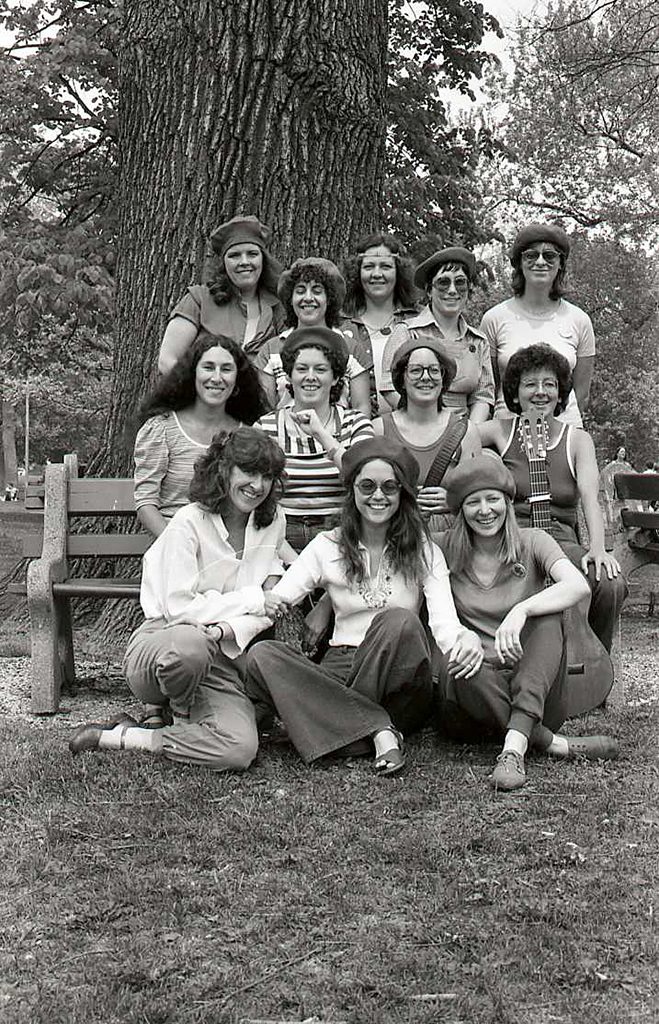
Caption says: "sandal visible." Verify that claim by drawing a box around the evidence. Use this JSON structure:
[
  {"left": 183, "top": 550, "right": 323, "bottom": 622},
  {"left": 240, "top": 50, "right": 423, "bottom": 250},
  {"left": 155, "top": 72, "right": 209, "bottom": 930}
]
[
  {"left": 373, "top": 727, "right": 406, "bottom": 777},
  {"left": 138, "top": 705, "right": 171, "bottom": 729}
]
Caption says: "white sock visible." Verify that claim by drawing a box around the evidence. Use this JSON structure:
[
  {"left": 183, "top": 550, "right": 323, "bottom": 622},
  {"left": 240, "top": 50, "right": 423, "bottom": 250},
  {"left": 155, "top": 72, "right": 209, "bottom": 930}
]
[
  {"left": 502, "top": 729, "right": 528, "bottom": 757},
  {"left": 546, "top": 733, "right": 570, "bottom": 757},
  {"left": 97, "top": 724, "right": 162, "bottom": 753},
  {"left": 373, "top": 728, "right": 399, "bottom": 758}
]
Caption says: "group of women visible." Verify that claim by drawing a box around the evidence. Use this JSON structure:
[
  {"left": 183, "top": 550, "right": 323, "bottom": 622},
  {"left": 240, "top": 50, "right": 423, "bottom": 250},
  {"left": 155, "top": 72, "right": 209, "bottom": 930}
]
[{"left": 69, "top": 215, "right": 624, "bottom": 792}]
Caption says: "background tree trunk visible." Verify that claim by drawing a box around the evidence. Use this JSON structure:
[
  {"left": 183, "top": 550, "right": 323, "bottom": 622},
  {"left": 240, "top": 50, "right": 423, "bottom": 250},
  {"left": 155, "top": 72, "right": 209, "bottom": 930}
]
[
  {"left": 95, "top": 0, "right": 388, "bottom": 474},
  {"left": 1, "top": 399, "right": 18, "bottom": 487}
]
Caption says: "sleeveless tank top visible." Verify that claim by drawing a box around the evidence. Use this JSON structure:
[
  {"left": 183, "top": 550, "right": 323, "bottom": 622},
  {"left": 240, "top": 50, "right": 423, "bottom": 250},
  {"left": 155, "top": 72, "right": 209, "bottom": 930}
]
[
  {"left": 502, "top": 416, "right": 578, "bottom": 526},
  {"left": 381, "top": 412, "right": 463, "bottom": 484}
]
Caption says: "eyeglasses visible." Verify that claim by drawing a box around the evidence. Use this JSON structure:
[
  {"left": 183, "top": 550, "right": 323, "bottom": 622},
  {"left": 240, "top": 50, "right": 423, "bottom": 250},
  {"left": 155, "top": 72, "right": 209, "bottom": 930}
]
[
  {"left": 406, "top": 364, "right": 443, "bottom": 381},
  {"left": 432, "top": 276, "right": 469, "bottom": 295},
  {"left": 354, "top": 479, "right": 401, "bottom": 496},
  {"left": 521, "top": 249, "right": 561, "bottom": 266}
]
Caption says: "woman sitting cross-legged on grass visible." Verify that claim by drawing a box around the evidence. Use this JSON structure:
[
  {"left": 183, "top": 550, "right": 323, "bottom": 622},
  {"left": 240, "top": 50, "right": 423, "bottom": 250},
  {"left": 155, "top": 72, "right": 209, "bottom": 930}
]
[
  {"left": 69, "top": 428, "right": 291, "bottom": 771},
  {"left": 243, "top": 437, "right": 479, "bottom": 776},
  {"left": 433, "top": 453, "right": 619, "bottom": 792}
]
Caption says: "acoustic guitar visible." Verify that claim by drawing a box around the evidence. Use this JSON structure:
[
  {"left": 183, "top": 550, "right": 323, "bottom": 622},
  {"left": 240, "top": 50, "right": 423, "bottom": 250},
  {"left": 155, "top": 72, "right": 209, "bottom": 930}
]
[{"left": 517, "top": 411, "right": 614, "bottom": 716}]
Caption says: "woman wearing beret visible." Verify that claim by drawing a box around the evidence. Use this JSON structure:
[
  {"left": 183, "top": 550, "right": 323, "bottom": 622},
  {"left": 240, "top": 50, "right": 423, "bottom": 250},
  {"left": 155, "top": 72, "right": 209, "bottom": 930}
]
[
  {"left": 340, "top": 233, "right": 420, "bottom": 416},
  {"left": 380, "top": 246, "right": 494, "bottom": 422},
  {"left": 477, "top": 344, "right": 626, "bottom": 653},
  {"left": 480, "top": 223, "right": 595, "bottom": 427},
  {"left": 135, "top": 331, "right": 270, "bottom": 539},
  {"left": 256, "top": 326, "right": 374, "bottom": 552},
  {"left": 69, "top": 428, "right": 291, "bottom": 770},
  {"left": 158, "top": 215, "right": 285, "bottom": 374},
  {"left": 372, "top": 335, "right": 481, "bottom": 530},
  {"left": 254, "top": 257, "right": 371, "bottom": 416},
  {"left": 434, "top": 453, "right": 619, "bottom": 791},
  {"left": 244, "top": 438, "right": 479, "bottom": 775}
]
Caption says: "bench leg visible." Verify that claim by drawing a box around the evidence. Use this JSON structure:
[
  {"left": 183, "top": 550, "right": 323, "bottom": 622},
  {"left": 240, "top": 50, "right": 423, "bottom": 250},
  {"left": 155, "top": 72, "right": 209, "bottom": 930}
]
[
  {"left": 56, "top": 596, "right": 75, "bottom": 687},
  {"left": 607, "top": 614, "right": 625, "bottom": 709},
  {"left": 27, "top": 563, "right": 63, "bottom": 714}
]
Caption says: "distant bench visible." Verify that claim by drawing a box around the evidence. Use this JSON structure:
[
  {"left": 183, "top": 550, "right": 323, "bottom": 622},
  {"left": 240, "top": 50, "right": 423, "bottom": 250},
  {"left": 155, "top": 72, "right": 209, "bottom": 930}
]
[
  {"left": 8, "top": 457, "right": 149, "bottom": 713},
  {"left": 608, "top": 472, "right": 659, "bottom": 697}
]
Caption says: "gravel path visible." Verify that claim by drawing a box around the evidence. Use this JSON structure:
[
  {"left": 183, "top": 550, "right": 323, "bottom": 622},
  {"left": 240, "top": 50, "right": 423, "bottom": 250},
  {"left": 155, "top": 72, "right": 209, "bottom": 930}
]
[{"left": 0, "top": 612, "right": 656, "bottom": 735}]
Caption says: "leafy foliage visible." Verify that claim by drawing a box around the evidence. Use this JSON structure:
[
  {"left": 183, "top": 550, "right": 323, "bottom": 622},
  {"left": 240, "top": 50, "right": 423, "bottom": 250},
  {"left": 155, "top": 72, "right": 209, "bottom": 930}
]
[
  {"left": 386, "top": 0, "right": 503, "bottom": 251},
  {"left": 482, "top": 0, "right": 659, "bottom": 243}
]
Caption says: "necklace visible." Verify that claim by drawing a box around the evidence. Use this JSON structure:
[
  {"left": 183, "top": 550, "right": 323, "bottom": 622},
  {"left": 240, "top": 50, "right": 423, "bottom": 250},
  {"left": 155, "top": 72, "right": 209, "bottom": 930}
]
[{"left": 361, "top": 310, "right": 396, "bottom": 336}]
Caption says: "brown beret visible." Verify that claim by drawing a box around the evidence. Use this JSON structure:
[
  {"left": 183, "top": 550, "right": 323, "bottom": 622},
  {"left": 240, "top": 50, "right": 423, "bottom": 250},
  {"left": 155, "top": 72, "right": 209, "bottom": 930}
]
[
  {"left": 414, "top": 247, "right": 477, "bottom": 289},
  {"left": 210, "top": 215, "right": 272, "bottom": 258},
  {"left": 445, "top": 452, "right": 516, "bottom": 512},
  {"left": 342, "top": 437, "right": 420, "bottom": 494}
]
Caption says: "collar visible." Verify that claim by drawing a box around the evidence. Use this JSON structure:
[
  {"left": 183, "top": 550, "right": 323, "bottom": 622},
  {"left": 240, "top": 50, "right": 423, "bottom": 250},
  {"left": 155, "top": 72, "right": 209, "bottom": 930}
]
[{"left": 408, "top": 306, "right": 485, "bottom": 341}]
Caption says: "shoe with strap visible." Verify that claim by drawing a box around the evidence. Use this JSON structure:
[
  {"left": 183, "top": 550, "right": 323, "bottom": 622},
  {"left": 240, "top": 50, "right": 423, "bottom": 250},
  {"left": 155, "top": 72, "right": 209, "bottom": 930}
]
[
  {"left": 564, "top": 735, "right": 619, "bottom": 761},
  {"left": 69, "top": 714, "right": 137, "bottom": 755},
  {"left": 489, "top": 749, "right": 526, "bottom": 791}
]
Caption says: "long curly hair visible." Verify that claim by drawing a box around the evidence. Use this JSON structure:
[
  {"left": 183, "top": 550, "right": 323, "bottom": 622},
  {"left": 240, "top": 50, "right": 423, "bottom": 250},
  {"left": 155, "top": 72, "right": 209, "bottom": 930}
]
[
  {"left": 281, "top": 341, "right": 347, "bottom": 406},
  {"left": 338, "top": 460, "right": 430, "bottom": 585},
  {"left": 342, "top": 233, "right": 419, "bottom": 314},
  {"left": 443, "top": 497, "right": 523, "bottom": 575},
  {"left": 205, "top": 249, "right": 282, "bottom": 304},
  {"left": 279, "top": 262, "right": 344, "bottom": 328},
  {"left": 502, "top": 343, "right": 572, "bottom": 416},
  {"left": 188, "top": 427, "right": 286, "bottom": 529},
  {"left": 138, "top": 332, "right": 270, "bottom": 426}
]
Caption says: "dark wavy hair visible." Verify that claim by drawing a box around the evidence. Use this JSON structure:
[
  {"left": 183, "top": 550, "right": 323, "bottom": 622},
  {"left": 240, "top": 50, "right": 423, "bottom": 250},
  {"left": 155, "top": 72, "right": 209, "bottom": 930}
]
[
  {"left": 502, "top": 343, "right": 573, "bottom": 416},
  {"left": 338, "top": 460, "right": 430, "bottom": 585},
  {"left": 391, "top": 350, "right": 447, "bottom": 411},
  {"left": 188, "top": 427, "right": 286, "bottom": 529},
  {"left": 281, "top": 342, "right": 347, "bottom": 406},
  {"left": 139, "top": 332, "right": 269, "bottom": 426},
  {"left": 342, "top": 233, "right": 419, "bottom": 314},
  {"left": 279, "top": 263, "right": 344, "bottom": 328},
  {"left": 510, "top": 252, "right": 568, "bottom": 300},
  {"left": 205, "top": 249, "right": 282, "bottom": 305}
]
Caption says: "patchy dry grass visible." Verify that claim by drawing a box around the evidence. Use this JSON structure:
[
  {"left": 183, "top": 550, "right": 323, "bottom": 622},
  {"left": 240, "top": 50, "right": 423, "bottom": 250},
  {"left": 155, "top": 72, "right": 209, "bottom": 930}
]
[
  {"left": 0, "top": 607, "right": 657, "bottom": 1023},
  {"left": 1, "top": 704, "right": 657, "bottom": 1024}
]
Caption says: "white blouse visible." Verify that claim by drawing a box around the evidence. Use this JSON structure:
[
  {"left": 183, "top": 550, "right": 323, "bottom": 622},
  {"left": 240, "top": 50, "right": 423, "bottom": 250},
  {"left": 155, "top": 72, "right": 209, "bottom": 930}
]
[
  {"left": 271, "top": 529, "right": 464, "bottom": 652},
  {"left": 140, "top": 503, "right": 286, "bottom": 657}
]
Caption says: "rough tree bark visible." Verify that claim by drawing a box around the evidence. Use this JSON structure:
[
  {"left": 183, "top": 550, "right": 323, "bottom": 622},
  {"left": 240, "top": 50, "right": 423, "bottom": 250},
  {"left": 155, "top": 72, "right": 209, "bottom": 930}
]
[{"left": 95, "top": 0, "right": 388, "bottom": 474}]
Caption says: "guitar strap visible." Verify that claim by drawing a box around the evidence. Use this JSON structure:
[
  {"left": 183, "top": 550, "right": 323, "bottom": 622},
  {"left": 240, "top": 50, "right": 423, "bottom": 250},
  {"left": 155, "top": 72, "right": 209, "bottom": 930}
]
[{"left": 423, "top": 416, "right": 468, "bottom": 488}]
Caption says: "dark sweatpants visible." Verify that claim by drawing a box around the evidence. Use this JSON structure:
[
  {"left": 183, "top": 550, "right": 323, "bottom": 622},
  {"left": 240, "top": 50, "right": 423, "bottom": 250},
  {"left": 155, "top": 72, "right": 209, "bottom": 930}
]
[
  {"left": 435, "top": 614, "right": 568, "bottom": 751},
  {"left": 245, "top": 608, "right": 434, "bottom": 763}
]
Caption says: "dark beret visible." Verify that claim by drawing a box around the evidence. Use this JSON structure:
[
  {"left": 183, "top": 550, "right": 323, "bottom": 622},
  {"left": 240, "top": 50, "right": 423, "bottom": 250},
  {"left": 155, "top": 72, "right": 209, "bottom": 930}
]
[
  {"left": 342, "top": 437, "right": 420, "bottom": 494},
  {"left": 445, "top": 452, "right": 516, "bottom": 513},
  {"left": 414, "top": 247, "right": 477, "bottom": 289},
  {"left": 390, "top": 331, "right": 457, "bottom": 393},
  {"left": 210, "top": 215, "right": 272, "bottom": 257},
  {"left": 509, "top": 223, "right": 570, "bottom": 264}
]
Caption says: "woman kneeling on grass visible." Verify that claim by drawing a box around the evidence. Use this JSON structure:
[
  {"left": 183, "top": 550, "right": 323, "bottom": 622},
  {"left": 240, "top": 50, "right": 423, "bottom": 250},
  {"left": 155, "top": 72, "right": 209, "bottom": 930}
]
[
  {"left": 433, "top": 453, "right": 619, "bottom": 792},
  {"left": 244, "top": 437, "right": 480, "bottom": 775},
  {"left": 69, "top": 428, "right": 291, "bottom": 771}
]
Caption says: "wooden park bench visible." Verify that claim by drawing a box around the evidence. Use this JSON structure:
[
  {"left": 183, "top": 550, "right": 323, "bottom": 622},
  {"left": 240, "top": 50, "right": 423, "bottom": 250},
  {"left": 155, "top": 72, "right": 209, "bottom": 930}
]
[
  {"left": 8, "top": 456, "right": 150, "bottom": 714},
  {"left": 607, "top": 472, "right": 659, "bottom": 700}
]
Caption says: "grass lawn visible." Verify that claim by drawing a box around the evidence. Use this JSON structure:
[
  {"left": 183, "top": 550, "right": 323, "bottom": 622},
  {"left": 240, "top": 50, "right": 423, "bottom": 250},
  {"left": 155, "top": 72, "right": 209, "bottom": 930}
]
[{"left": 0, "top": 614, "right": 658, "bottom": 1023}]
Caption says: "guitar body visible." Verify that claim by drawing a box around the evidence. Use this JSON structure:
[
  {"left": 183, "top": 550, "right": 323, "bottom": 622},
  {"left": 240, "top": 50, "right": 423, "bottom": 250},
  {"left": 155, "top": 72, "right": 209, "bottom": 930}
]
[
  {"left": 563, "top": 597, "right": 614, "bottom": 716},
  {"left": 517, "top": 412, "right": 614, "bottom": 716}
]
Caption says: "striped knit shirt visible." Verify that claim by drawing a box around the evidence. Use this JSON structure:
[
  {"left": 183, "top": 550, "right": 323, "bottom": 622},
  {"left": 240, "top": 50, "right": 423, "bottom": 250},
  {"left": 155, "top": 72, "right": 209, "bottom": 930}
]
[
  {"left": 134, "top": 412, "right": 209, "bottom": 517},
  {"left": 257, "top": 406, "right": 374, "bottom": 517}
]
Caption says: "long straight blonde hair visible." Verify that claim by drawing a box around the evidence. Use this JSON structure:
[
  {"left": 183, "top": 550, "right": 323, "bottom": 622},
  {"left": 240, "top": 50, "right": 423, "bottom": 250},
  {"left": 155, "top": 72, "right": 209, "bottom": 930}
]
[{"left": 443, "top": 497, "right": 524, "bottom": 575}]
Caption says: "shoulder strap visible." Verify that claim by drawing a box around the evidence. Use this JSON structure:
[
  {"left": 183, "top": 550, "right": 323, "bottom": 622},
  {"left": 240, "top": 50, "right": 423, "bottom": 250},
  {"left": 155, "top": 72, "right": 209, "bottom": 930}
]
[{"left": 423, "top": 416, "right": 469, "bottom": 488}]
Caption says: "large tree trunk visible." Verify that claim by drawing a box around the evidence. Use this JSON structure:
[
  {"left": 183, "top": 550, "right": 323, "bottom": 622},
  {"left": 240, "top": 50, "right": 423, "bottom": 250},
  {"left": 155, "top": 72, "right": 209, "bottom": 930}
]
[
  {"left": 95, "top": 0, "right": 388, "bottom": 474},
  {"left": 1, "top": 398, "right": 18, "bottom": 488}
]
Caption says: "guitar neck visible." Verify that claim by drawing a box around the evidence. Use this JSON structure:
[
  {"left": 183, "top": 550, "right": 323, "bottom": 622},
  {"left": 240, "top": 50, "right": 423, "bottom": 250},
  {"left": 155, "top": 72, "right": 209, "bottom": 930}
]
[{"left": 527, "top": 455, "right": 552, "bottom": 531}]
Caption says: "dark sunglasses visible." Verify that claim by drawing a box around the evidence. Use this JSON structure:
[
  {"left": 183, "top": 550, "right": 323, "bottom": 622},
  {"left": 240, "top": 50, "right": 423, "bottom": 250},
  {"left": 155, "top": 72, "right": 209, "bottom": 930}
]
[
  {"left": 354, "top": 479, "right": 401, "bottom": 496},
  {"left": 521, "top": 248, "right": 561, "bottom": 265}
]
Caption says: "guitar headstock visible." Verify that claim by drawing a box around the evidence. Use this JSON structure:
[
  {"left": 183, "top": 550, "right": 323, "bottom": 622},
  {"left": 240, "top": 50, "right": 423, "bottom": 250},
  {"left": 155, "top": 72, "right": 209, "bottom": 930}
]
[{"left": 518, "top": 411, "right": 550, "bottom": 461}]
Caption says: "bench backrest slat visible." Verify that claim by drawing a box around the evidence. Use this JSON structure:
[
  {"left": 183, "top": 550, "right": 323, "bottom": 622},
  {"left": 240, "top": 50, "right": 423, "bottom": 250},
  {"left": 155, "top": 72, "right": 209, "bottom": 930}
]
[
  {"left": 23, "top": 533, "right": 151, "bottom": 559},
  {"left": 68, "top": 478, "right": 136, "bottom": 515},
  {"left": 614, "top": 472, "right": 659, "bottom": 501}
]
